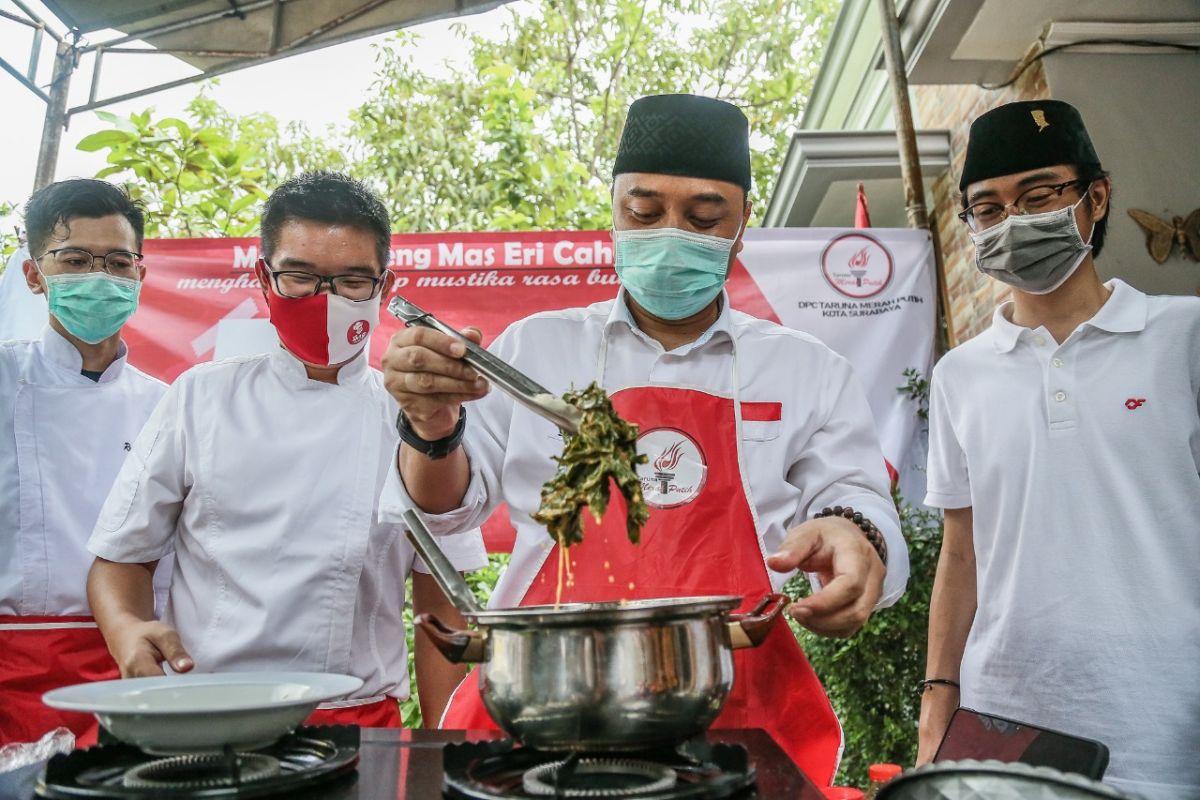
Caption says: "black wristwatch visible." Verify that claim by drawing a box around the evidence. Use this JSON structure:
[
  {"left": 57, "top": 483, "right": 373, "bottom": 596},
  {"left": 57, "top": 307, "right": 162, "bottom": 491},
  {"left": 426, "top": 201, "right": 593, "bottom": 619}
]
[{"left": 396, "top": 407, "right": 466, "bottom": 460}]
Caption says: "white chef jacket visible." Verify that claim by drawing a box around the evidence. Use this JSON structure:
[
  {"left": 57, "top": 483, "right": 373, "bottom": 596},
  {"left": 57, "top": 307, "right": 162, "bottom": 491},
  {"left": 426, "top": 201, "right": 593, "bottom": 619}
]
[
  {"left": 0, "top": 326, "right": 167, "bottom": 616},
  {"left": 925, "top": 280, "right": 1200, "bottom": 800},
  {"left": 380, "top": 290, "right": 908, "bottom": 609},
  {"left": 88, "top": 347, "right": 488, "bottom": 702}
]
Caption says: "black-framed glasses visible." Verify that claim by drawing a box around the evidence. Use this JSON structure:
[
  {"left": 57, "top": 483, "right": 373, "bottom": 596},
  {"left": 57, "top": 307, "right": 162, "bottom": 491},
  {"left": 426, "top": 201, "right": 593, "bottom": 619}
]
[
  {"left": 958, "top": 180, "right": 1090, "bottom": 232},
  {"left": 263, "top": 260, "right": 387, "bottom": 302},
  {"left": 36, "top": 247, "right": 143, "bottom": 278}
]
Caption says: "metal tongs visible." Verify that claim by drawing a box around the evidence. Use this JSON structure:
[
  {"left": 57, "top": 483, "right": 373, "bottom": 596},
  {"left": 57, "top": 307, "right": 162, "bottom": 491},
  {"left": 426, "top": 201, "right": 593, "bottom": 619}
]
[{"left": 388, "top": 296, "right": 583, "bottom": 435}]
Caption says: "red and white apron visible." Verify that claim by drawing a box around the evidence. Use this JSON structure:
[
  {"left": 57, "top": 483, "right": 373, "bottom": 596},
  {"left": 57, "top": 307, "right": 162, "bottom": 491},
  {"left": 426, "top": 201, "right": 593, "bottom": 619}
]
[
  {"left": 2, "top": 360, "right": 166, "bottom": 748},
  {"left": 0, "top": 617, "right": 402, "bottom": 744},
  {"left": 441, "top": 334, "right": 843, "bottom": 784},
  {"left": 0, "top": 616, "right": 117, "bottom": 747},
  {"left": 304, "top": 696, "right": 403, "bottom": 728}
]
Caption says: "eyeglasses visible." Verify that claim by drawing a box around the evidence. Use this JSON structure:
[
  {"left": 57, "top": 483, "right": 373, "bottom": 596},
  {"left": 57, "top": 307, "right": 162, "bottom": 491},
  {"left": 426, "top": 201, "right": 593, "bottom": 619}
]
[
  {"left": 958, "top": 180, "right": 1090, "bottom": 232},
  {"left": 263, "top": 261, "right": 387, "bottom": 302},
  {"left": 36, "top": 247, "right": 143, "bottom": 278}
]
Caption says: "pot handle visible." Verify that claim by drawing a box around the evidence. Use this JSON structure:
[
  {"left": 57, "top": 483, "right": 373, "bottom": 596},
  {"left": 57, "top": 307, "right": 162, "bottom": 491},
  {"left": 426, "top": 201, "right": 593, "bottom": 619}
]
[
  {"left": 415, "top": 613, "right": 489, "bottom": 663},
  {"left": 726, "top": 593, "right": 791, "bottom": 650}
]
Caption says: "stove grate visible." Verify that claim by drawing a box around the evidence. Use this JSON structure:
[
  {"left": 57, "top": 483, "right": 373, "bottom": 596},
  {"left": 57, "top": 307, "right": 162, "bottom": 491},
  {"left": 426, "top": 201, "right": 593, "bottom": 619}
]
[
  {"left": 121, "top": 752, "right": 281, "bottom": 790},
  {"left": 36, "top": 725, "right": 359, "bottom": 799},
  {"left": 523, "top": 755, "right": 678, "bottom": 796},
  {"left": 443, "top": 737, "right": 756, "bottom": 800}
]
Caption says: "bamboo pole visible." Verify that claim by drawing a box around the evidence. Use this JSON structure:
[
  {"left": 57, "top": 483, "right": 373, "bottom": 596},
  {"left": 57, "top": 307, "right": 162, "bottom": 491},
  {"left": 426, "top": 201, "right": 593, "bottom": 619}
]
[{"left": 874, "top": 0, "right": 956, "bottom": 351}]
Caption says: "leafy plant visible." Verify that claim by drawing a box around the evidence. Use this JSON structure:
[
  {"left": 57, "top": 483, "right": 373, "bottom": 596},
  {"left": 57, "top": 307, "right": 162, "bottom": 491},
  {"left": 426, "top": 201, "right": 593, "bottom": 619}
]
[
  {"left": 77, "top": 85, "right": 341, "bottom": 239},
  {"left": 785, "top": 497, "right": 942, "bottom": 787},
  {"left": 898, "top": 367, "right": 931, "bottom": 422},
  {"left": 401, "top": 553, "right": 511, "bottom": 728},
  {"left": 0, "top": 201, "right": 21, "bottom": 265},
  {"left": 81, "top": 1, "right": 837, "bottom": 236},
  {"left": 347, "top": 0, "right": 837, "bottom": 229}
]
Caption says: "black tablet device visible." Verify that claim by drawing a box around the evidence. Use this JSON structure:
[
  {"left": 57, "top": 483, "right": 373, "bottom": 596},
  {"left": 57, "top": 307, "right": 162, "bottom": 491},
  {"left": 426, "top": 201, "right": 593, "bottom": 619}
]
[{"left": 935, "top": 707, "right": 1109, "bottom": 779}]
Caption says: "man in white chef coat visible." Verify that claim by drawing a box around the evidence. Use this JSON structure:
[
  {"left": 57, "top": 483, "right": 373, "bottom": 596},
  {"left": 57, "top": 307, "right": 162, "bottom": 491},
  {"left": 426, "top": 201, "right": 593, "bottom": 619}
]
[
  {"left": 377, "top": 95, "right": 909, "bottom": 783},
  {"left": 87, "top": 172, "right": 487, "bottom": 728},
  {"left": 0, "top": 179, "right": 167, "bottom": 746}
]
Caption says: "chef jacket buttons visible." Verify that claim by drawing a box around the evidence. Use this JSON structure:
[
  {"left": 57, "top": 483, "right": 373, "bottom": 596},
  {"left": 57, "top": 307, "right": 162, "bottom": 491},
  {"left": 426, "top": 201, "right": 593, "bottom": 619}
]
[
  {"left": 1054, "top": 391, "right": 1067, "bottom": 402},
  {"left": 1052, "top": 358, "right": 1063, "bottom": 368}
]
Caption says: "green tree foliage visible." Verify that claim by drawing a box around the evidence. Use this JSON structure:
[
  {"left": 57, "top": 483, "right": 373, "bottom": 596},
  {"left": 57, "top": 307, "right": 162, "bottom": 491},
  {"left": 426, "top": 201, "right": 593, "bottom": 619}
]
[
  {"left": 80, "top": 1, "right": 836, "bottom": 234},
  {"left": 350, "top": 0, "right": 837, "bottom": 229},
  {"left": 0, "top": 201, "right": 19, "bottom": 264},
  {"left": 786, "top": 499, "right": 941, "bottom": 787},
  {"left": 76, "top": 86, "right": 342, "bottom": 238},
  {"left": 400, "top": 554, "right": 511, "bottom": 728}
]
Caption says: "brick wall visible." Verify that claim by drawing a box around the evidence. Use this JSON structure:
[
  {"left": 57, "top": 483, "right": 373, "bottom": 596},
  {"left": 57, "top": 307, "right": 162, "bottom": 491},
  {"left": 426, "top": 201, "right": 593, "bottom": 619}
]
[{"left": 913, "top": 58, "right": 1049, "bottom": 345}]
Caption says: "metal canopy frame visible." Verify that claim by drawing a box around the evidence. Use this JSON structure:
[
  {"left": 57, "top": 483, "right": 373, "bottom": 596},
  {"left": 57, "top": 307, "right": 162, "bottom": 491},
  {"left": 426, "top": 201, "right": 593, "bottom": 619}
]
[{"left": 2, "top": 0, "right": 512, "bottom": 192}]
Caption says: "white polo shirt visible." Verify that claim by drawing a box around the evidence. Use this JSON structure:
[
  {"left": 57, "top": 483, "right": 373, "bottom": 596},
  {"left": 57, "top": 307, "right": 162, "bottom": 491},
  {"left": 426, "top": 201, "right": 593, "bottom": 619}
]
[
  {"left": 925, "top": 280, "right": 1200, "bottom": 800},
  {"left": 381, "top": 290, "right": 908, "bottom": 610},
  {"left": 89, "top": 348, "right": 487, "bottom": 703}
]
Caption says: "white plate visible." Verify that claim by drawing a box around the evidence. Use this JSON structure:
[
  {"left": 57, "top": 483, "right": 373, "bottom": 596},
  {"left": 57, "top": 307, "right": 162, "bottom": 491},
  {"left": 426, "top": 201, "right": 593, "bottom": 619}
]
[{"left": 43, "top": 672, "right": 363, "bottom": 754}]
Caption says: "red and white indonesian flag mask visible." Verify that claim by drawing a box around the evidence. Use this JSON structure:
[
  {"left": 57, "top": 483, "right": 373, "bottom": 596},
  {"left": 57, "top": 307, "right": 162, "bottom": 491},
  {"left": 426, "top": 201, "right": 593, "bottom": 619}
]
[{"left": 265, "top": 288, "right": 379, "bottom": 366}]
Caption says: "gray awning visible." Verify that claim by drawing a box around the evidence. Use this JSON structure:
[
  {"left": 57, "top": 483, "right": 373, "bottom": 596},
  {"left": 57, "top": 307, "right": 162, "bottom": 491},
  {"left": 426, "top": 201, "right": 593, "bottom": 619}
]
[
  {"left": 47, "top": 1, "right": 507, "bottom": 68},
  {"left": 33, "top": 0, "right": 511, "bottom": 113},
  {"left": 3, "top": 0, "right": 516, "bottom": 188}
]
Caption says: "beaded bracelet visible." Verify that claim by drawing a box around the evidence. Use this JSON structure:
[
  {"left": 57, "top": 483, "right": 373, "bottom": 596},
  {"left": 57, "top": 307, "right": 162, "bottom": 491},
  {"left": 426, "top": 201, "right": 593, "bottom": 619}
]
[{"left": 814, "top": 505, "right": 888, "bottom": 566}]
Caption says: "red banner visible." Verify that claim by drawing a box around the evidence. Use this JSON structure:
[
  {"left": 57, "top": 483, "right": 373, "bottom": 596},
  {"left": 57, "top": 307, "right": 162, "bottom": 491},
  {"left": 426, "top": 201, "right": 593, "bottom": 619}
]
[{"left": 128, "top": 231, "right": 782, "bottom": 382}]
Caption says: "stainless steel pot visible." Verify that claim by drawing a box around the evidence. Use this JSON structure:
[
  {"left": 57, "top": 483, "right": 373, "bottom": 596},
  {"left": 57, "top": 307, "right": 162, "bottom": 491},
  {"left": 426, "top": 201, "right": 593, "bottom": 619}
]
[{"left": 418, "top": 593, "right": 789, "bottom": 751}]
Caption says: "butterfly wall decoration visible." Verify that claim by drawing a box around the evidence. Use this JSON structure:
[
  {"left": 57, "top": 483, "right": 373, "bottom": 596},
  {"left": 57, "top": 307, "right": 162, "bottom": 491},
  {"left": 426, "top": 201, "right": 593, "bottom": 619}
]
[{"left": 1127, "top": 208, "right": 1200, "bottom": 264}]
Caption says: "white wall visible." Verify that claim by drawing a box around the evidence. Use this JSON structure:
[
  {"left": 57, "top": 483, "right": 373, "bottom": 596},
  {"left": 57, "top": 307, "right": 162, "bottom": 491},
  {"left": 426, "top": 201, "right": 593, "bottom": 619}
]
[{"left": 1043, "top": 51, "right": 1200, "bottom": 297}]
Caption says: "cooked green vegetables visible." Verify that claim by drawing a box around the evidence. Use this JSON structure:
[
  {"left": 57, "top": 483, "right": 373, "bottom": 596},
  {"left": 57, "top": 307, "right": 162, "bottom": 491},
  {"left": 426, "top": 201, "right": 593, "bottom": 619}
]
[{"left": 532, "top": 382, "right": 650, "bottom": 546}]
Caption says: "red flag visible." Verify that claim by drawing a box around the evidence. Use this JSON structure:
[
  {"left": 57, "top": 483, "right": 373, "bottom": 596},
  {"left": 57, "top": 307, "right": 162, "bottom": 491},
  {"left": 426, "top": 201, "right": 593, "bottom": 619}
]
[{"left": 854, "top": 182, "right": 872, "bottom": 228}]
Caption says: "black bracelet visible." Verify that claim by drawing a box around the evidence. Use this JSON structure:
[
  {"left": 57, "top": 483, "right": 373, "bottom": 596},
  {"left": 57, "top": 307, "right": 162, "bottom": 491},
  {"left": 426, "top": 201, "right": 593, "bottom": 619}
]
[
  {"left": 919, "top": 678, "right": 961, "bottom": 692},
  {"left": 814, "top": 505, "right": 888, "bottom": 566},
  {"left": 396, "top": 407, "right": 466, "bottom": 460}
]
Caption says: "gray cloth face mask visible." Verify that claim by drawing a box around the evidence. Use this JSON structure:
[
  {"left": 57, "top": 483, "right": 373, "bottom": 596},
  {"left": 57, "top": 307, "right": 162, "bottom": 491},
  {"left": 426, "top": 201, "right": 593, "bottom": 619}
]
[{"left": 969, "top": 197, "right": 1093, "bottom": 295}]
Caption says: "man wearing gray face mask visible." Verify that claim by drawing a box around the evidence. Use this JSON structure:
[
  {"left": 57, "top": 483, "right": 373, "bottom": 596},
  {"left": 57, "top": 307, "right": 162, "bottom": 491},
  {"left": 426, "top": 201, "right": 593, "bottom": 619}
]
[{"left": 918, "top": 100, "right": 1200, "bottom": 800}]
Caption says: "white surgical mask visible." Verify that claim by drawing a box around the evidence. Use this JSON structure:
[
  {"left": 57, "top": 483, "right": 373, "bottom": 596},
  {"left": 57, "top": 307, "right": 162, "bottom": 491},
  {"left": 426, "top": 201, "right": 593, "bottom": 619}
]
[{"left": 970, "top": 197, "right": 1093, "bottom": 295}]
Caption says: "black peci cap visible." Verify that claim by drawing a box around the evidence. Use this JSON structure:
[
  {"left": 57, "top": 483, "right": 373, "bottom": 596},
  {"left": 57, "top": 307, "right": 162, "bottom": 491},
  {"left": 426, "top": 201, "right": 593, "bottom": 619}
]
[
  {"left": 613, "top": 94, "right": 752, "bottom": 193},
  {"left": 959, "top": 100, "right": 1101, "bottom": 191}
]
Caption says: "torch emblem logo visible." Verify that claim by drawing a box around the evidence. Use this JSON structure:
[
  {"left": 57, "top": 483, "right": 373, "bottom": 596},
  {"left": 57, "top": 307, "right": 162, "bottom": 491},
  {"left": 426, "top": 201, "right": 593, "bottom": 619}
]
[
  {"left": 820, "top": 232, "right": 894, "bottom": 299},
  {"left": 848, "top": 246, "right": 870, "bottom": 287},
  {"left": 636, "top": 428, "right": 708, "bottom": 509}
]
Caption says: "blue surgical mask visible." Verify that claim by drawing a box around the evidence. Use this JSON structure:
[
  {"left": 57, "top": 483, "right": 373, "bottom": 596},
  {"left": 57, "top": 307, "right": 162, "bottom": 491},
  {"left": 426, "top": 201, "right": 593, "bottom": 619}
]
[
  {"left": 613, "top": 225, "right": 741, "bottom": 320},
  {"left": 40, "top": 271, "right": 141, "bottom": 344}
]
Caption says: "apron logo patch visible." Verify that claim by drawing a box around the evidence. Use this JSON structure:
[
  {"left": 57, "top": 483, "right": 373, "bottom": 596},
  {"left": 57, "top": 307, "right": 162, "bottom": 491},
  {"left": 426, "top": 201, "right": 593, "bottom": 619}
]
[{"left": 636, "top": 428, "right": 708, "bottom": 509}]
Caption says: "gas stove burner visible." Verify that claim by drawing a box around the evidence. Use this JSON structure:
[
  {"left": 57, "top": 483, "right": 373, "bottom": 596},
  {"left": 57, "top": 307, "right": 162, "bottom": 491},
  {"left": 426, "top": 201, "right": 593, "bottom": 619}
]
[
  {"left": 121, "top": 752, "right": 281, "bottom": 789},
  {"left": 522, "top": 756, "right": 678, "bottom": 797},
  {"left": 443, "top": 737, "right": 756, "bottom": 799},
  {"left": 36, "top": 725, "right": 359, "bottom": 799}
]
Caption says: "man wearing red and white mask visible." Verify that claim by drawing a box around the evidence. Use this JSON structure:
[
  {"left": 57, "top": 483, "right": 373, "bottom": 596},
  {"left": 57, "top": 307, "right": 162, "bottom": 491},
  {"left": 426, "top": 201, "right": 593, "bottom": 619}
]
[
  {"left": 87, "top": 172, "right": 486, "bottom": 727},
  {"left": 378, "top": 95, "right": 909, "bottom": 783}
]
